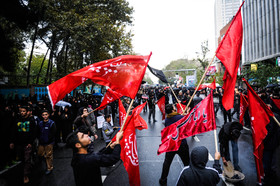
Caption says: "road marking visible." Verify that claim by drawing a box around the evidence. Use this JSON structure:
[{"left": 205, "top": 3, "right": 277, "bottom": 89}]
[
  {"left": 208, "top": 153, "right": 214, "bottom": 161},
  {"left": 102, "top": 175, "right": 107, "bottom": 183},
  {"left": 193, "top": 136, "right": 200, "bottom": 142}
]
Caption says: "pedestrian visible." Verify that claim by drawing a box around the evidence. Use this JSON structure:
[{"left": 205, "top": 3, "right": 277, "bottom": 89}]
[
  {"left": 218, "top": 121, "right": 243, "bottom": 172},
  {"left": 262, "top": 112, "right": 280, "bottom": 185},
  {"left": 159, "top": 104, "right": 190, "bottom": 185},
  {"left": 102, "top": 114, "right": 116, "bottom": 146},
  {"left": 66, "top": 130, "right": 123, "bottom": 186},
  {"left": 148, "top": 92, "right": 157, "bottom": 123},
  {"left": 176, "top": 146, "right": 222, "bottom": 186},
  {"left": 9, "top": 106, "right": 36, "bottom": 184},
  {"left": 37, "top": 110, "right": 56, "bottom": 175},
  {"left": 193, "top": 91, "right": 203, "bottom": 106},
  {"left": 74, "top": 107, "right": 98, "bottom": 140}
]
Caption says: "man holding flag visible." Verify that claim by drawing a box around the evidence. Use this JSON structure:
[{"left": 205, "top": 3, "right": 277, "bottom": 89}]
[{"left": 159, "top": 104, "right": 190, "bottom": 185}]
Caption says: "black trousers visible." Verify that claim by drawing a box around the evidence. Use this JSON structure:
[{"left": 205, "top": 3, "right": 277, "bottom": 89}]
[{"left": 160, "top": 142, "right": 189, "bottom": 182}]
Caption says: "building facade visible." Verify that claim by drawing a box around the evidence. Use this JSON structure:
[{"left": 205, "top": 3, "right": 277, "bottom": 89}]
[
  {"left": 214, "top": 0, "right": 241, "bottom": 49},
  {"left": 243, "top": 0, "right": 280, "bottom": 65}
]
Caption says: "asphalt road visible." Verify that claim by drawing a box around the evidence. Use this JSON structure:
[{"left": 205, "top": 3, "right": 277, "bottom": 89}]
[{"left": 21, "top": 97, "right": 280, "bottom": 186}]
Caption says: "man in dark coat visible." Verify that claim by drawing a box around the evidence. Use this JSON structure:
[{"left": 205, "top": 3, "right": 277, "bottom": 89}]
[
  {"left": 176, "top": 146, "right": 222, "bottom": 186},
  {"left": 218, "top": 121, "right": 243, "bottom": 172},
  {"left": 159, "top": 104, "right": 190, "bottom": 185},
  {"left": 66, "top": 130, "right": 123, "bottom": 186}
]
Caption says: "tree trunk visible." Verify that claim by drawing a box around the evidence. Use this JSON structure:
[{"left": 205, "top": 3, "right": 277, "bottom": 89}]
[
  {"left": 27, "top": 24, "right": 38, "bottom": 87},
  {"left": 36, "top": 48, "right": 49, "bottom": 84}
]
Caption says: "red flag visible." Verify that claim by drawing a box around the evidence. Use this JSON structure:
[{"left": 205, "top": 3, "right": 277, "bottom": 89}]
[
  {"left": 271, "top": 98, "right": 280, "bottom": 110},
  {"left": 176, "top": 103, "right": 186, "bottom": 114},
  {"left": 215, "top": 2, "right": 244, "bottom": 111},
  {"left": 158, "top": 92, "right": 216, "bottom": 155},
  {"left": 118, "top": 100, "right": 127, "bottom": 127},
  {"left": 156, "top": 96, "right": 166, "bottom": 120},
  {"left": 197, "top": 79, "right": 217, "bottom": 91},
  {"left": 47, "top": 53, "right": 152, "bottom": 108},
  {"left": 117, "top": 113, "right": 140, "bottom": 186},
  {"left": 132, "top": 102, "right": 148, "bottom": 130},
  {"left": 239, "top": 93, "right": 248, "bottom": 126},
  {"left": 243, "top": 78, "right": 274, "bottom": 184},
  {"left": 96, "top": 88, "right": 123, "bottom": 110}
]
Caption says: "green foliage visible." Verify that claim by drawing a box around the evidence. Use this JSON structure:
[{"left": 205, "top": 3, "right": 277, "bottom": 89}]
[{"left": 241, "top": 61, "right": 280, "bottom": 88}]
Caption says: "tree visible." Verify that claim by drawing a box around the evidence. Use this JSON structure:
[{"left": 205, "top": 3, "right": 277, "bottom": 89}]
[
  {"left": 162, "top": 58, "right": 200, "bottom": 85},
  {"left": 196, "top": 40, "right": 210, "bottom": 70},
  {"left": 241, "top": 61, "right": 280, "bottom": 88}
]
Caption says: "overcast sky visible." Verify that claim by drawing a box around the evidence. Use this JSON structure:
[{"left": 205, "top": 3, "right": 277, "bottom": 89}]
[{"left": 128, "top": 0, "right": 216, "bottom": 70}]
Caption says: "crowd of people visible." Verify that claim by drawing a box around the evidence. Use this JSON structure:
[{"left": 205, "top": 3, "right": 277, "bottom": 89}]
[{"left": 0, "top": 84, "right": 280, "bottom": 185}]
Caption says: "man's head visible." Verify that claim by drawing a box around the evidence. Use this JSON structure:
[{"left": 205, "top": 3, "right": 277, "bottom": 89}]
[
  {"left": 20, "top": 106, "right": 28, "bottom": 118},
  {"left": 190, "top": 146, "right": 209, "bottom": 168},
  {"left": 104, "top": 115, "right": 111, "bottom": 122},
  {"left": 66, "top": 131, "right": 91, "bottom": 152},
  {"left": 165, "top": 104, "right": 176, "bottom": 115},
  {"left": 42, "top": 110, "right": 50, "bottom": 121}
]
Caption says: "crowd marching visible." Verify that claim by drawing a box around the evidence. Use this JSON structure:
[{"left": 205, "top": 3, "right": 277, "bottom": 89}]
[{"left": 0, "top": 84, "right": 280, "bottom": 185}]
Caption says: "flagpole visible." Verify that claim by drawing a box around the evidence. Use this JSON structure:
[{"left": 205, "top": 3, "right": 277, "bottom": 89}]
[
  {"left": 106, "top": 99, "right": 135, "bottom": 148},
  {"left": 273, "top": 116, "right": 280, "bottom": 127},
  {"left": 213, "top": 129, "right": 219, "bottom": 152},
  {"left": 183, "top": 54, "right": 216, "bottom": 114},
  {"left": 168, "top": 83, "right": 184, "bottom": 112}
]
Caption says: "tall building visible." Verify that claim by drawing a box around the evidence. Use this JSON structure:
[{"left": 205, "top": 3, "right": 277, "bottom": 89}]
[
  {"left": 214, "top": 0, "right": 241, "bottom": 49},
  {"left": 243, "top": 0, "right": 280, "bottom": 65}
]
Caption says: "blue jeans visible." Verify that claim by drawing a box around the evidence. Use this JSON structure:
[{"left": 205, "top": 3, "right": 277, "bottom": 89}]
[{"left": 231, "top": 140, "right": 239, "bottom": 169}]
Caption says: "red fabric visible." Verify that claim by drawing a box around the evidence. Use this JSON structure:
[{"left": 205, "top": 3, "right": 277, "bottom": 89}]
[
  {"left": 243, "top": 78, "right": 274, "bottom": 184},
  {"left": 156, "top": 96, "right": 166, "bottom": 120},
  {"left": 239, "top": 93, "right": 248, "bottom": 126},
  {"left": 132, "top": 102, "right": 148, "bottom": 130},
  {"left": 118, "top": 100, "right": 127, "bottom": 127},
  {"left": 158, "top": 92, "right": 216, "bottom": 155},
  {"left": 197, "top": 79, "right": 216, "bottom": 91},
  {"left": 215, "top": 2, "right": 244, "bottom": 111},
  {"left": 254, "top": 143, "right": 265, "bottom": 184},
  {"left": 176, "top": 103, "right": 186, "bottom": 114},
  {"left": 120, "top": 116, "right": 141, "bottom": 186},
  {"left": 96, "top": 88, "right": 122, "bottom": 110},
  {"left": 272, "top": 98, "right": 280, "bottom": 110},
  {"left": 47, "top": 53, "right": 151, "bottom": 108}
]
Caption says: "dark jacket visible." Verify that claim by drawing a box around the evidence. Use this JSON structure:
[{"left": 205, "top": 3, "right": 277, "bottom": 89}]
[
  {"left": 11, "top": 116, "right": 36, "bottom": 146},
  {"left": 176, "top": 146, "right": 221, "bottom": 186},
  {"left": 38, "top": 119, "right": 56, "bottom": 145},
  {"left": 71, "top": 144, "right": 121, "bottom": 186},
  {"left": 218, "top": 122, "right": 243, "bottom": 158}
]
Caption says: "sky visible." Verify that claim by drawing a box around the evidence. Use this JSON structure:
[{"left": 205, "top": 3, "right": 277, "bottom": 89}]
[{"left": 128, "top": 0, "right": 216, "bottom": 70}]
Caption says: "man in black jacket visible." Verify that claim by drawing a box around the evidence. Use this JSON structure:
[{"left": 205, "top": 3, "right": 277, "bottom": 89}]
[
  {"left": 176, "top": 146, "right": 222, "bottom": 186},
  {"left": 218, "top": 121, "right": 243, "bottom": 172},
  {"left": 66, "top": 130, "right": 123, "bottom": 186},
  {"left": 9, "top": 106, "right": 36, "bottom": 184}
]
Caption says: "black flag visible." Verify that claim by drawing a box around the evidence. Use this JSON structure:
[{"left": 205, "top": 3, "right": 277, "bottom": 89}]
[{"left": 148, "top": 65, "right": 169, "bottom": 83}]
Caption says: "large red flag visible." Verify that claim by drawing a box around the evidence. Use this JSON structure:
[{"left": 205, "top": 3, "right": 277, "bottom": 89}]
[
  {"left": 176, "top": 103, "right": 186, "bottom": 114},
  {"left": 239, "top": 93, "right": 248, "bottom": 126},
  {"left": 215, "top": 2, "right": 244, "bottom": 111},
  {"left": 158, "top": 92, "right": 216, "bottom": 155},
  {"left": 243, "top": 78, "right": 274, "bottom": 184},
  {"left": 197, "top": 79, "right": 217, "bottom": 91},
  {"left": 47, "top": 53, "right": 151, "bottom": 108},
  {"left": 96, "top": 88, "right": 123, "bottom": 110},
  {"left": 120, "top": 116, "right": 141, "bottom": 186},
  {"left": 156, "top": 96, "right": 166, "bottom": 120}
]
